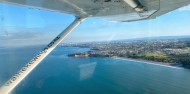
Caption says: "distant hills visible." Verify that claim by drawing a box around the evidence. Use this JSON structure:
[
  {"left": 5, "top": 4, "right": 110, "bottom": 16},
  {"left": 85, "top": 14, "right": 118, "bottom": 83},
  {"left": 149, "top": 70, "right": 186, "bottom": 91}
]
[
  {"left": 76, "top": 35, "right": 190, "bottom": 44},
  {"left": 117, "top": 35, "right": 190, "bottom": 42}
]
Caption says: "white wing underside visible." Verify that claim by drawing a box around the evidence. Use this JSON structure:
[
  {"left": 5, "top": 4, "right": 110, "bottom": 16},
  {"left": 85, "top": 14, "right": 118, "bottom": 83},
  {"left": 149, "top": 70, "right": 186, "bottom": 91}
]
[{"left": 0, "top": 0, "right": 190, "bottom": 21}]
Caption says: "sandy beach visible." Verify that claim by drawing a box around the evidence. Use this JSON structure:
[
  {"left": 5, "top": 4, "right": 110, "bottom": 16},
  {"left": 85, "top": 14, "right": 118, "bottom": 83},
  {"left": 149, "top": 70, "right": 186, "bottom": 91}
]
[{"left": 113, "top": 57, "right": 183, "bottom": 69}]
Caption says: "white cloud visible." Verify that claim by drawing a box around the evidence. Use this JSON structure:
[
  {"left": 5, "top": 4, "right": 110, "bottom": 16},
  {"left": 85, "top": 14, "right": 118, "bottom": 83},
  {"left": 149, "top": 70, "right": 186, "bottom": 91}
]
[
  {"left": 0, "top": 31, "right": 53, "bottom": 47},
  {"left": 178, "top": 4, "right": 190, "bottom": 11}
]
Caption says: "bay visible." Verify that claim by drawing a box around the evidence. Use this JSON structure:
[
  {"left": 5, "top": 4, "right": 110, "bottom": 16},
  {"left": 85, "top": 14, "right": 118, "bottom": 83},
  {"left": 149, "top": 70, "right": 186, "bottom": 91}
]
[{"left": 0, "top": 46, "right": 190, "bottom": 94}]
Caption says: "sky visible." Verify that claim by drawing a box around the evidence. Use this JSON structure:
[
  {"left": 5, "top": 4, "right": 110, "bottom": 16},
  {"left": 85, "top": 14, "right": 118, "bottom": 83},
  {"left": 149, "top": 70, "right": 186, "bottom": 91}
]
[{"left": 0, "top": 3, "right": 190, "bottom": 47}]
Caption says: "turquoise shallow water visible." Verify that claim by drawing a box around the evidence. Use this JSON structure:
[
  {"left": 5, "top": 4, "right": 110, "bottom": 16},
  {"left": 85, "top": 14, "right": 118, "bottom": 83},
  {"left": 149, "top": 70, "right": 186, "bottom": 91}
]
[{"left": 0, "top": 46, "right": 190, "bottom": 94}]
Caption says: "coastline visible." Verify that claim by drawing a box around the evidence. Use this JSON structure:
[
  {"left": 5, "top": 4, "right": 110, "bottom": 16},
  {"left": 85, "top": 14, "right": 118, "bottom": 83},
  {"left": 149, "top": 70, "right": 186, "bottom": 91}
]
[
  {"left": 65, "top": 46, "right": 186, "bottom": 69},
  {"left": 113, "top": 57, "right": 183, "bottom": 69}
]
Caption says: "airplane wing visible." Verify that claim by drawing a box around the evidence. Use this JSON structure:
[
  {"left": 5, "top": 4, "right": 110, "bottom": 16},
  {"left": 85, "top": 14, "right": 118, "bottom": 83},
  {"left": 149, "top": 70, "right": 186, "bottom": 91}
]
[{"left": 0, "top": 0, "right": 190, "bottom": 21}]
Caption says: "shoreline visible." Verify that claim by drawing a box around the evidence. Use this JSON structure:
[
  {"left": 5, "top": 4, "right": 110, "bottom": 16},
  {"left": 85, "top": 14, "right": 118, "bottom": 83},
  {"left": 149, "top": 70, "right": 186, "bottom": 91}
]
[
  {"left": 113, "top": 57, "right": 183, "bottom": 69},
  {"left": 65, "top": 46, "right": 185, "bottom": 69}
]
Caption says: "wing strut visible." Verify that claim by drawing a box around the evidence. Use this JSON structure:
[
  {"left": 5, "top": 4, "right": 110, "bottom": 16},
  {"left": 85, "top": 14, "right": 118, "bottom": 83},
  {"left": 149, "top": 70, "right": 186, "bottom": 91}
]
[{"left": 0, "top": 17, "right": 86, "bottom": 94}]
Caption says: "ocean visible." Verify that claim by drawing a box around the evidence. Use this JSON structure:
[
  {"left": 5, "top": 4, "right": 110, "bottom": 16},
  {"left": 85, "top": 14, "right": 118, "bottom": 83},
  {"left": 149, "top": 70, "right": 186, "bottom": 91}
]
[{"left": 0, "top": 46, "right": 190, "bottom": 94}]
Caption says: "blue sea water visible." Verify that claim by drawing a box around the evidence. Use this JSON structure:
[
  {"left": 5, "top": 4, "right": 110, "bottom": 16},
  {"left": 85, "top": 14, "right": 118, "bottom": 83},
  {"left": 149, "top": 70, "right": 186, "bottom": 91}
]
[{"left": 0, "top": 46, "right": 190, "bottom": 94}]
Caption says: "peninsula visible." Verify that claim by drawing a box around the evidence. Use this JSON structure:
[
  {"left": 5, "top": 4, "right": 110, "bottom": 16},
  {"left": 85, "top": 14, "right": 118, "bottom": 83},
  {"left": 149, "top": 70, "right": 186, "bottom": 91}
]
[{"left": 64, "top": 36, "right": 190, "bottom": 68}]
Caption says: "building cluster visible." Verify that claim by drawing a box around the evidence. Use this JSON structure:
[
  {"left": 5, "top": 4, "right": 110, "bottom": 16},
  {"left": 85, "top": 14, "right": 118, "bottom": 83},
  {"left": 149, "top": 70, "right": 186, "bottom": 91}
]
[{"left": 65, "top": 39, "right": 190, "bottom": 58}]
